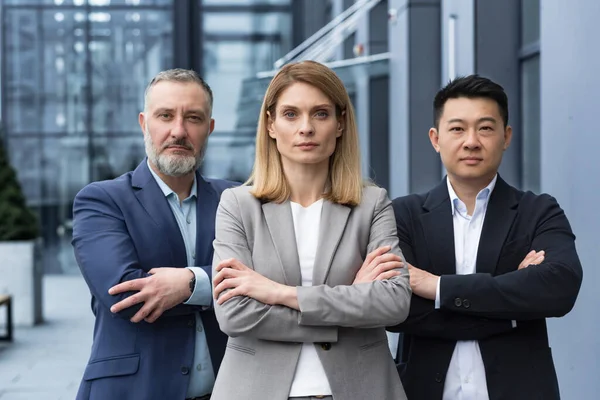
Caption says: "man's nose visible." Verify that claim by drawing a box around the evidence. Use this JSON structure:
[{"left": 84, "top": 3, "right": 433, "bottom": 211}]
[{"left": 463, "top": 129, "right": 481, "bottom": 148}]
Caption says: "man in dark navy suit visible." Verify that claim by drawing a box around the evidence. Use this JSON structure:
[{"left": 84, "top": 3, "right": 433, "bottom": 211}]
[
  {"left": 73, "top": 69, "right": 236, "bottom": 400},
  {"left": 389, "top": 75, "right": 583, "bottom": 400}
]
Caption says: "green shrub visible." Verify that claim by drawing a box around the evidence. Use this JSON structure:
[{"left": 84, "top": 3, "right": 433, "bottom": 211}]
[{"left": 0, "top": 134, "right": 39, "bottom": 241}]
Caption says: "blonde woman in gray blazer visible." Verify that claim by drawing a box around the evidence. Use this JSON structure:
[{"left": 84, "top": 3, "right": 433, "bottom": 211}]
[{"left": 211, "top": 61, "right": 411, "bottom": 400}]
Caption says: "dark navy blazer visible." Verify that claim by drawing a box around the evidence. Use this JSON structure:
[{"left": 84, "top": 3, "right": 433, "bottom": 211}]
[{"left": 72, "top": 160, "right": 236, "bottom": 400}]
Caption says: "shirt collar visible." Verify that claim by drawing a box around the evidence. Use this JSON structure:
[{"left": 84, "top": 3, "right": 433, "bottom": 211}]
[
  {"left": 147, "top": 159, "right": 197, "bottom": 200},
  {"left": 446, "top": 174, "right": 497, "bottom": 215}
]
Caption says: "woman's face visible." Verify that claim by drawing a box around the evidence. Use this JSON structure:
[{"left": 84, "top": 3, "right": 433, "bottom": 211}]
[{"left": 268, "top": 82, "right": 342, "bottom": 171}]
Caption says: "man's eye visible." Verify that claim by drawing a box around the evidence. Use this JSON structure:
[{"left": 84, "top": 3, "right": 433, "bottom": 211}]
[
  {"left": 450, "top": 127, "right": 463, "bottom": 132},
  {"left": 480, "top": 126, "right": 493, "bottom": 131}
]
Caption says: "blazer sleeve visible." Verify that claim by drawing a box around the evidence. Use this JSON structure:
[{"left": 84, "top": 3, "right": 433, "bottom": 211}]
[
  {"left": 439, "top": 195, "right": 583, "bottom": 320},
  {"left": 72, "top": 183, "right": 200, "bottom": 320},
  {"left": 212, "top": 189, "right": 338, "bottom": 343},
  {"left": 295, "top": 188, "right": 412, "bottom": 329},
  {"left": 387, "top": 197, "right": 515, "bottom": 341}
]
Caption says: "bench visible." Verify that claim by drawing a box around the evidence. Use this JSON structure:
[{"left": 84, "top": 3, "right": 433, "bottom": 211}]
[{"left": 0, "top": 294, "right": 13, "bottom": 341}]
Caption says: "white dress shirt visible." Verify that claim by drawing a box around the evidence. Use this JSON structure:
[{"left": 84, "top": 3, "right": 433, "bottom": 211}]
[
  {"left": 288, "top": 199, "right": 333, "bottom": 397},
  {"left": 435, "top": 175, "right": 497, "bottom": 400}
]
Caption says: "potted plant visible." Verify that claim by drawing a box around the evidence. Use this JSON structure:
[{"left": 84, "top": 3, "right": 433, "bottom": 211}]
[{"left": 0, "top": 132, "right": 43, "bottom": 326}]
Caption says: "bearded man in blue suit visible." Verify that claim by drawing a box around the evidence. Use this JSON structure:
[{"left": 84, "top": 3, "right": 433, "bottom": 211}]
[{"left": 72, "top": 69, "right": 236, "bottom": 400}]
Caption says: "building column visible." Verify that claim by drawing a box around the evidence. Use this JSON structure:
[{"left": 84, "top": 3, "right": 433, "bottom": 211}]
[
  {"left": 540, "top": 1, "right": 600, "bottom": 398},
  {"left": 388, "top": 0, "right": 442, "bottom": 198}
]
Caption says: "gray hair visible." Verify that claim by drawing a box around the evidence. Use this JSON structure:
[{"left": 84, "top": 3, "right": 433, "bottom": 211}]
[{"left": 143, "top": 68, "right": 213, "bottom": 114}]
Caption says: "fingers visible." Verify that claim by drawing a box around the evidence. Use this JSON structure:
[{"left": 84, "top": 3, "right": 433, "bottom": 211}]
[
  {"left": 373, "top": 270, "right": 402, "bottom": 281},
  {"left": 213, "top": 278, "right": 241, "bottom": 300},
  {"left": 130, "top": 302, "right": 156, "bottom": 323},
  {"left": 213, "top": 267, "right": 242, "bottom": 287},
  {"left": 373, "top": 260, "right": 403, "bottom": 276},
  {"left": 216, "top": 287, "right": 242, "bottom": 305},
  {"left": 216, "top": 258, "right": 248, "bottom": 272},
  {"left": 518, "top": 250, "right": 545, "bottom": 269},
  {"left": 144, "top": 307, "right": 164, "bottom": 324},
  {"left": 531, "top": 250, "right": 545, "bottom": 265},
  {"left": 108, "top": 278, "right": 148, "bottom": 295},
  {"left": 367, "top": 253, "right": 402, "bottom": 271},
  {"left": 364, "top": 245, "right": 391, "bottom": 267},
  {"left": 110, "top": 292, "right": 147, "bottom": 313}
]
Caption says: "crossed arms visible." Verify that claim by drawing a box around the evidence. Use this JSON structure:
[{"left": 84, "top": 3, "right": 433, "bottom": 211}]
[
  {"left": 212, "top": 188, "right": 412, "bottom": 343},
  {"left": 388, "top": 195, "right": 583, "bottom": 341}
]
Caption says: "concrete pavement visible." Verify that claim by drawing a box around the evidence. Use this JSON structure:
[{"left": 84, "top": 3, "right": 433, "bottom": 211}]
[{"left": 0, "top": 274, "right": 94, "bottom": 399}]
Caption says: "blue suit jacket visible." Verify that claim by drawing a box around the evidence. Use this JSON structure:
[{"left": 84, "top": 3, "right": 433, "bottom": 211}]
[{"left": 72, "top": 160, "right": 237, "bottom": 400}]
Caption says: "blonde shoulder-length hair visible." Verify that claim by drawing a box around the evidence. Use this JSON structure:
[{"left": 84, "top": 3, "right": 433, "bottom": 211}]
[{"left": 247, "top": 60, "right": 364, "bottom": 206}]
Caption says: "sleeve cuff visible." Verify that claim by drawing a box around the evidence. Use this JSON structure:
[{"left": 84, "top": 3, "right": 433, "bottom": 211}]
[
  {"left": 435, "top": 276, "right": 441, "bottom": 309},
  {"left": 184, "top": 267, "right": 212, "bottom": 307}
]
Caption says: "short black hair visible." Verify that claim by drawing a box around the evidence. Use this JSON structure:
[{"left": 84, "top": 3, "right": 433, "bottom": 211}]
[{"left": 433, "top": 74, "right": 509, "bottom": 129}]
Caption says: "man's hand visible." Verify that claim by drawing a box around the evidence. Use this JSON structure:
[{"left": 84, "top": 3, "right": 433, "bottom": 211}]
[
  {"left": 518, "top": 250, "right": 545, "bottom": 270},
  {"left": 108, "top": 267, "right": 194, "bottom": 323},
  {"left": 353, "top": 245, "right": 403, "bottom": 284},
  {"left": 213, "top": 259, "right": 292, "bottom": 307},
  {"left": 407, "top": 263, "right": 439, "bottom": 300}
]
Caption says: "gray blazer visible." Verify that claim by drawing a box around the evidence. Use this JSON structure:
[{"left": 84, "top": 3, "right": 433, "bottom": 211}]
[{"left": 211, "top": 185, "right": 411, "bottom": 400}]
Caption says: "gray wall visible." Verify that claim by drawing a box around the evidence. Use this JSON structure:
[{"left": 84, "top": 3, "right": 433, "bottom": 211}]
[
  {"left": 474, "top": 0, "right": 521, "bottom": 187},
  {"left": 388, "top": 0, "right": 442, "bottom": 198},
  {"left": 540, "top": 1, "right": 600, "bottom": 398}
]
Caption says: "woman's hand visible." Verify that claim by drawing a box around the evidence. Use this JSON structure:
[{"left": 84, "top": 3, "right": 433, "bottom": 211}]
[
  {"left": 213, "top": 258, "right": 296, "bottom": 307},
  {"left": 353, "top": 245, "right": 403, "bottom": 284}
]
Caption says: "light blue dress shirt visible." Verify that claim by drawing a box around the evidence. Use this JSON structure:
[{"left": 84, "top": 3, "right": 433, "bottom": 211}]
[{"left": 148, "top": 162, "right": 215, "bottom": 398}]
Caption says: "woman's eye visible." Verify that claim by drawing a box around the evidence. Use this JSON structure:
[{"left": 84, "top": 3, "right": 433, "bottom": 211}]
[
  {"left": 284, "top": 111, "right": 296, "bottom": 118},
  {"left": 315, "top": 111, "right": 329, "bottom": 118}
]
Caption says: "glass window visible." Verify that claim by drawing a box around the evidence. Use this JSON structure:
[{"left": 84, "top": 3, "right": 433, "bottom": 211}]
[
  {"left": 2, "top": 1, "right": 173, "bottom": 274},
  {"left": 2, "top": 0, "right": 171, "bottom": 5},
  {"left": 89, "top": 9, "right": 172, "bottom": 134},
  {"left": 521, "top": 55, "right": 541, "bottom": 193},
  {"left": 521, "top": 0, "right": 540, "bottom": 46},
  {"left": 204, "top": 12, "right": 289, "bottom": 35},
  {"left": 201, "top": 9, "right": 292, "bottom": 181},
  {"left": 203, "top": 0, "right": 289, "bottom": 4}
]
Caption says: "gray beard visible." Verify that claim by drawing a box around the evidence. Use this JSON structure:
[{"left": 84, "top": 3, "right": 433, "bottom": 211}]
[{"left": 143, "top": 129, "right": 207, "bottom": 177}]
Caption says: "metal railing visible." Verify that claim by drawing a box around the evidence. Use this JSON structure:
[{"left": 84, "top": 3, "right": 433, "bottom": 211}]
[{"left": 272, "top": 0, "right": 382, "bottom": 69}]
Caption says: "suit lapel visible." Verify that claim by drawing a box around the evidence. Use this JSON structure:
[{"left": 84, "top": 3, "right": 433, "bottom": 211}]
[
  {"left": 475, "top": 176, "right": 519, "bottom": 274},
  {"left": 262, "top": 201, "right": 302, "bottom": 286},
  {"left": 132, "top": 160, "right": 187, "bottom": 267},
  {"left": 195, "top": 173, "right": 219, "bottom": 266},
  {"left": 313, "top": 201, "right": 351, "bottom": 285},
  {"left": 420, "top": 179, "right": 457, "bottom": 275}
]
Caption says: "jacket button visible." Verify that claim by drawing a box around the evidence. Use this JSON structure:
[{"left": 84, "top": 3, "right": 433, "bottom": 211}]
[
  {"left": 181, "top": 366, "right": 189, "bottom": 375},
  {"left": 320, "top": 342, "right": 331, "bottom": 351},
  {"left": 454, "top": 298, "right": 463, "bottom": 307},
  {"left": 435, "top": 373, "right": 443, "bottom": 383},
  {"left": 463, "top": 299, "right": 471, "bottom": 308}
]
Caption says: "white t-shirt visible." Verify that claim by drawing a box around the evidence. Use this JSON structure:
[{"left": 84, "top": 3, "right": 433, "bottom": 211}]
[{"left": 288, "top": 199, "right": 332, "bottom": 397}]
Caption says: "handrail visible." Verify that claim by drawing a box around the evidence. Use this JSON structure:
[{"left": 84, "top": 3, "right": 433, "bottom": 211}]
[
  {"left": 257, "top": 52, "right": 391, "bottom": 80},
  {"left": 273, "top": 0, "right": 376, "bottom": 68}
]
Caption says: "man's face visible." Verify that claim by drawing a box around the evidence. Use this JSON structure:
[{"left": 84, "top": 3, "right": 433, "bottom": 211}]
[
  {"left": 429, "top": 97, "right": 512, "bottom": 184},
  {"left": 139, "top": 80, "right": 214, "bottom": 177}
]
